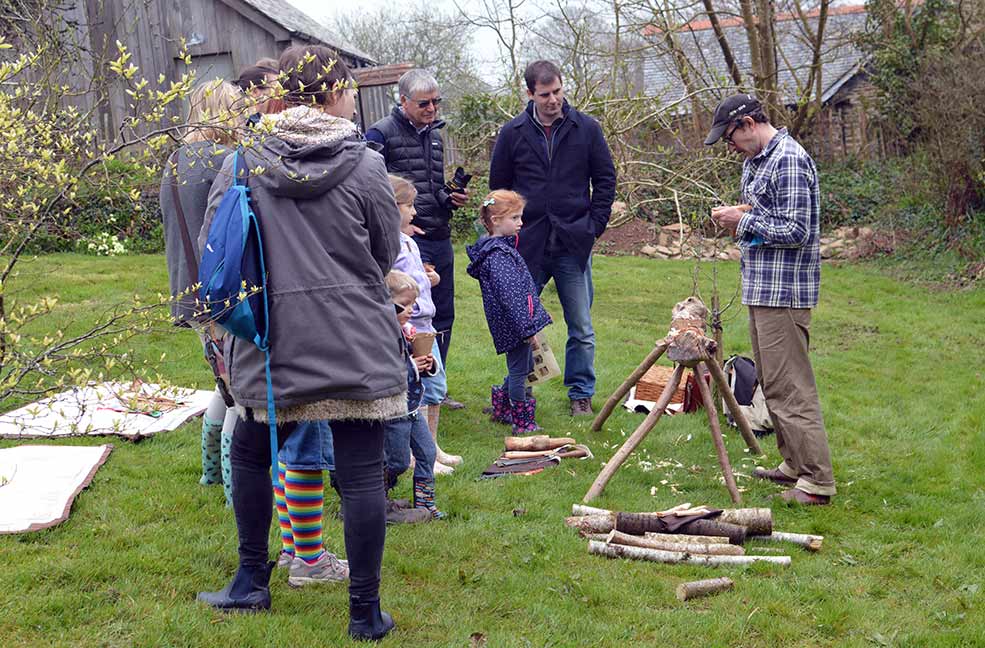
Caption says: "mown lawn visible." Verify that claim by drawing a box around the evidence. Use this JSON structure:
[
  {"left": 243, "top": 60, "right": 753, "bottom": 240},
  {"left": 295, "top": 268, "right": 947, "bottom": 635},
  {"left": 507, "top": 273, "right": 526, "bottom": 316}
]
[{"left": 1, "top": 251, "right": 983, "bottom": 647}]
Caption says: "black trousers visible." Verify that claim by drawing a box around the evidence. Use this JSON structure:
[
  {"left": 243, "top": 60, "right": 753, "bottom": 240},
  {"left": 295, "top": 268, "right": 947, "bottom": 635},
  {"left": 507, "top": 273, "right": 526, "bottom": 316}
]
[{"left": 231, "top": 415, "right": 387, "bottom": 600}]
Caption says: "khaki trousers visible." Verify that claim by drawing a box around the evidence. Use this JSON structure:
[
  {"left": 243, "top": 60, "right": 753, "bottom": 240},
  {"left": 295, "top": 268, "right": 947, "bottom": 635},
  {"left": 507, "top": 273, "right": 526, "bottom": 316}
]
[{"left": 749, "top": 306, "right": 836, "bottom": 496}]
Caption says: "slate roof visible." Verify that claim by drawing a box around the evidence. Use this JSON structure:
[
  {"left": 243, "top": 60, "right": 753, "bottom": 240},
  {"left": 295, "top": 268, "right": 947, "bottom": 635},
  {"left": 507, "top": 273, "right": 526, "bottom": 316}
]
[
  {"left": 242, "top": 0, "right": 376, "bottom": 64},
  {"left": 642, "top": 4, "right": 868, "bottom": 111}
]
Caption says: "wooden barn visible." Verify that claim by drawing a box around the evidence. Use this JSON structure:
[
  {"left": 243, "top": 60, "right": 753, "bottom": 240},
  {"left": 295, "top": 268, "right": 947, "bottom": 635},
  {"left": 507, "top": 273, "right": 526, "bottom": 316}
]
[{"left": 47, "top": 0, "right": 382, "bottom": 140}]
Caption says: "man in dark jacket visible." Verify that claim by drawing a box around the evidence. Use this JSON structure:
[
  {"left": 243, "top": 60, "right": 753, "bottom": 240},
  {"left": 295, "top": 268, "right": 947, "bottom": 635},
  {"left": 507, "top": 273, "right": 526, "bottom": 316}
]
[
  {"left": 488, "top": 60, "right": 616, "bottom": 416},
  {"left": 366, "top": 69, "right": 468, "bottom": 409}
]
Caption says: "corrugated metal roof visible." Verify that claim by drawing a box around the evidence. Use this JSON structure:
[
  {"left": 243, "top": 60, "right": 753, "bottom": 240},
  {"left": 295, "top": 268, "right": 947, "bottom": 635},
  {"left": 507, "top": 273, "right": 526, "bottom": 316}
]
[
  {"left": 643, "top": 5, "right": 867, "bottom": 111},
  {"left": 240, "top": 0, "right": 376, "bottom": 64}
]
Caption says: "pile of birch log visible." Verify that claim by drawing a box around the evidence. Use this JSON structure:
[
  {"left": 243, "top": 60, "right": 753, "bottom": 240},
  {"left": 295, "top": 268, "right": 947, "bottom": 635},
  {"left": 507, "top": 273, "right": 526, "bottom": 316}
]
[{"left": 567, "top": 503, "right": 823, "bottom": 598}]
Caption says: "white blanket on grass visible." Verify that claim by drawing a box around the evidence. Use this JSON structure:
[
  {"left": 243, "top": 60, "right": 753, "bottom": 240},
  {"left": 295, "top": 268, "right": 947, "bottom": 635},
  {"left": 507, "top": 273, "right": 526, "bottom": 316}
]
[
  {"left": 0, "top": 444, "right": 113, "bottom": 533},
  {"left": 0, "top": 382, "right": 213, "bottom": 440}
]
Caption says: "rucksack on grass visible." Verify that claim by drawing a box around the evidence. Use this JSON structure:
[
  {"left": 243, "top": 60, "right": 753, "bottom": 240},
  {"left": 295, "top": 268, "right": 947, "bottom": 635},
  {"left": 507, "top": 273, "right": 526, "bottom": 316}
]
[{"left": 721, "top": 355, "right": 774, "bottom": 437}]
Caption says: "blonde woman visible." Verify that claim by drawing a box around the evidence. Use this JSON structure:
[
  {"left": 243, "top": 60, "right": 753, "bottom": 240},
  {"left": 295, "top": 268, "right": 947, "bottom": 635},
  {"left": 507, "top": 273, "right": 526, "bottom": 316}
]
[{"left": 160, "top": 79, "right": 244, "bottom": 503}]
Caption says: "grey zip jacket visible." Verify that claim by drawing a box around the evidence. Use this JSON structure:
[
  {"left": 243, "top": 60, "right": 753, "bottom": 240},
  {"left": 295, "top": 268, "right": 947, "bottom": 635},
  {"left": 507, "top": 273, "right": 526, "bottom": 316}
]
[{"left": 199, "top": 106, "right": 407, "bottom": 422}]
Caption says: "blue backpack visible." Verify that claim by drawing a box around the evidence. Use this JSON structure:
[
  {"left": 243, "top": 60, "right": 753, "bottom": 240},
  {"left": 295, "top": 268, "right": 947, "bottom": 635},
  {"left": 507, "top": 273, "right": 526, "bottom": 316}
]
[{"left": 198, "top": 148, "right": 280, "bottom": 487}]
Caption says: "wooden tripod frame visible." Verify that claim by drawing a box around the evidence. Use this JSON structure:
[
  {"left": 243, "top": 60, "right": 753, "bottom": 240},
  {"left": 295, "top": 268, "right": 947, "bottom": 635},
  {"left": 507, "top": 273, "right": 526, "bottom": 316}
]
[{"left": 584, "top": 296, "right": 764, "bottom": 504}]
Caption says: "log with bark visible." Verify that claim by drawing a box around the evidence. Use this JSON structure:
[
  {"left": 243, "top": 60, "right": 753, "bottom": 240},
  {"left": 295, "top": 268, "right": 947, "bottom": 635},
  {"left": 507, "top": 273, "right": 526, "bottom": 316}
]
[
  {"left": 615, "top": 512, "right": 747, "bottom": 545},
  {"left": 504, "top": 435, "right": 575, "bottom": 451},
  {"left": 568, "top": 506, "right": 769, "bottom": 540},
  {"left": 717, "top": 508, "right": 773, "bottom": 536},
  {"left": 606, "top": 530, "right": 745, "bottom": 556},
  {"left": 676, "top": 577, "right": 734, "bottom": 601},
  {"left": 589, "top": 540, "right": 791, "bottom": 567},
  {"left": 752, "top": 531, "right": 824, "bottom": 552}
]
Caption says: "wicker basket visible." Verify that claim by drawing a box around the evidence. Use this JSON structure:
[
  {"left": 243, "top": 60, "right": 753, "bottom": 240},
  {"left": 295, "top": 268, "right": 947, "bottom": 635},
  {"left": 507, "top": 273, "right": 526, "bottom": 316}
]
[{"left": 635, "top": 364, "right": 687, "bottom": 404}]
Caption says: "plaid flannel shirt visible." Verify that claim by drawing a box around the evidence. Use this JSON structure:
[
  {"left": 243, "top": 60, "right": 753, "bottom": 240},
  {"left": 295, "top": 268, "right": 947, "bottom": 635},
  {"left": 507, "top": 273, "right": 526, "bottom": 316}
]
[{"left": 735, "top": 128, "right": 821, "bottom": 308}]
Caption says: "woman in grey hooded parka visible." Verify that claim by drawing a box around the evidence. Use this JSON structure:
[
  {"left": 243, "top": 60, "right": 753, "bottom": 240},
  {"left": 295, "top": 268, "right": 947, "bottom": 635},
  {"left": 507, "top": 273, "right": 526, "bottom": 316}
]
[{"left": 195, "top": 46, "right": 404, "bottom": 641}]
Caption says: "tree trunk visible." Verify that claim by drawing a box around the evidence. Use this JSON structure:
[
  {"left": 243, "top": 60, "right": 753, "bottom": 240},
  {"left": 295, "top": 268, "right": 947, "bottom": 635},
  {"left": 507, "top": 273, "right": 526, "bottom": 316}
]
[
  {"left": 676, "top": 576, "right": 735, "bottom": 601},
  {"left": 717, "top": 508, "right": 772, "bottom": 535},
  {"left": 701, "top": 0, "right": 743, "bottom": 87},
  {"left": 754, "top": 531, "right": 824, "bottom": 552},
  {"left": 616, "top": 513, "right": 747, "bottom": 544},
  {"left": 607, "top": 530, "right": 745, "bottom": 555},
  {"left": 589, "top": 540, "right": 790, "bottom": 566},
  {"left": 504, "top": 435, "right": 575, "bottom": 451}
]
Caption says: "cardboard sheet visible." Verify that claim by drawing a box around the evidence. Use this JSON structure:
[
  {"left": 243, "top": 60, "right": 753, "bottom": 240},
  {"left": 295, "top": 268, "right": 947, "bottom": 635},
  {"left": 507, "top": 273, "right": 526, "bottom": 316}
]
[{"left": 0, "top": 444, "right": 113, "bottom": 533}]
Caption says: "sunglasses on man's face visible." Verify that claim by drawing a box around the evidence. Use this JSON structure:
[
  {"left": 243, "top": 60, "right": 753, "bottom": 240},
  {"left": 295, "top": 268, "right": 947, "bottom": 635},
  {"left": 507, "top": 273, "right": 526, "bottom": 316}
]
[{"left": 414, "top": 97, "right": 442, "bottom": 109}]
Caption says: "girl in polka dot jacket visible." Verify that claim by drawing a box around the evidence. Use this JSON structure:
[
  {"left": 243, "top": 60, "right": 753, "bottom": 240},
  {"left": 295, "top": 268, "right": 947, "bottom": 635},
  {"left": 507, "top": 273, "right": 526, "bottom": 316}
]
[{"left": 466, "top": 190, "right": 553, "bottom": 434}]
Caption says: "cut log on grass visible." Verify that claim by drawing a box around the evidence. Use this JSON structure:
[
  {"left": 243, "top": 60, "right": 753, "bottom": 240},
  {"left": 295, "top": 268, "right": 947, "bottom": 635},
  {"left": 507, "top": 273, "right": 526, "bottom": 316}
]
[
  {"left": 754, "top": 531, "right": 824, "bottom": 552},
  {"left": 607, "top": 530, "right": 745, "bottom": 555},
  {"left": 704, "top": 357, "right": 763, "bottom": 455},
  {"left": 614, "top": 513, "right": 747, "bottom": 545},
  {"left": 583, "top": 364, "right": 685, "bottom": 503},
  {"left": 674, "top": 519, "right": 747, "bottom": 545},
  {"left": 645, "top": 532, "right": 730, "bottom": 545},
  {"left": 572, "top": 504, "right": 610, "bottom": 517},
  {"left": 693, "top": 361, "right": 741, "bottom": 504},
  {"left": 589, "top": 540, "right": 790, "bottom": 567},
  {"left": 676, "top": 577, "right": 734, "bottom": 601},
  {"left": 591, "top": 339, "right": 669, "bottom": 432},
  {"left": 565, "top": 514, "right": 614, "bottom": 535},
  {"left": 717, "top": 508, "right": 773, "bottom": 536},
  {"left": 504, "top": 435, "right": 575, "bottom": 451}
]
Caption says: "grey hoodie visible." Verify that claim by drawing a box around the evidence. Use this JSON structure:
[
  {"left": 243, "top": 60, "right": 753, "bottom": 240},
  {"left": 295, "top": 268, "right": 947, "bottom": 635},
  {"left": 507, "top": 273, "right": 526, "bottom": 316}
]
[{"left": 199, "top": 106, "right": 407, "bottom": 422}]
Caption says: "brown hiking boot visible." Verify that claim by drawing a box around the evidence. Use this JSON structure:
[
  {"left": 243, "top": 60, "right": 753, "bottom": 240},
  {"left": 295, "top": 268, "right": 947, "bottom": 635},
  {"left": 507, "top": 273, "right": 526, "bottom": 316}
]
[
  {"left": 570, "top": 398, "right": 593, "bottom": 417},
  {"left": 753, "top": 467, "right": 797, "bottom": 485}
]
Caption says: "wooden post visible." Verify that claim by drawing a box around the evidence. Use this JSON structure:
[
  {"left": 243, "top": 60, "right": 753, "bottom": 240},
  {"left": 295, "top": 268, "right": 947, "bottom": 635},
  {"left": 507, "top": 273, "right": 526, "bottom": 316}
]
[
  {"left": 583, "top": 364, "right": 685, "bottom": 502},
  {"left": 694, "top": 361, "right": 742, "bottom": 504},
  {"left": 676, "top": 577, "right": 734, "bottom": 601},
  {"left": 591, "top": 339, "right": 669, "bottom": 432}
]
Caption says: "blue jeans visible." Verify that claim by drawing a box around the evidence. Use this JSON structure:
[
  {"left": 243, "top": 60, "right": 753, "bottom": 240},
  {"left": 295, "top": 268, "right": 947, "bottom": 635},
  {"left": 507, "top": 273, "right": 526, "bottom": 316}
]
[
  {"left": 414, "top": 237, "right": 455, "bottom": 365},
  {"left": 534, "top": 253, "right": 595, "bottom": 400},
  {"left": 279, "top": 420, "right": 334, "bottom": 471},
  {"left": 383, "top": 411, "right": 436, "bottom": 481},
  {"left": 504, "top": 342, "right": 534, "bottom": 402},
  {"left": 420, "top": 338, "right": 447, "bottom": 406}
]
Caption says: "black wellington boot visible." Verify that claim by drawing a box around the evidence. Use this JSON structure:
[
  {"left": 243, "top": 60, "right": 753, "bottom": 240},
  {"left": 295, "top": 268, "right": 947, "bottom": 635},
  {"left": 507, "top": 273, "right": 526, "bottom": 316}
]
[
  {"left": 348, "top": 597, "right": 395, "bottom": 641},
  {"left": 196, "top": 561, "right": 275, "bottom": 613}
]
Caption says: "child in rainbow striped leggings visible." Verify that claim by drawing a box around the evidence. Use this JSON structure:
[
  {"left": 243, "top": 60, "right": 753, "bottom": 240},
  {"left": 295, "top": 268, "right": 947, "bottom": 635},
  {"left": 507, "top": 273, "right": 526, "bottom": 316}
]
[{"left": 273, "top": 420, "right": 349, "bottom": 587}]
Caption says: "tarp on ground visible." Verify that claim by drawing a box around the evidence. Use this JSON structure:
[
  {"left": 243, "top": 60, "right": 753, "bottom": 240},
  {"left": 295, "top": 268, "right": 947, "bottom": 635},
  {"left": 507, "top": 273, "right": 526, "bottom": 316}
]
[{"left": 0, "top": 444, "right": 113, "bottom": 533}]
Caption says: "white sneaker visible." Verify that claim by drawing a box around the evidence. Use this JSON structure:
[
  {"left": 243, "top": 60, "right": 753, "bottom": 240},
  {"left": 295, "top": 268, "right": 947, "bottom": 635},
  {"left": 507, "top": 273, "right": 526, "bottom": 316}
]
[
  {"left": 287, "top": 552, "right": 349, "bottom": 588},
  {"left": 276, "top": 550, "right": 294, "bottom": 569},
  {"left": 433, "top": 461, "right": 455, "bottom": 476},
  {"left": 436, "top": 448, "right": 463, "bottom": 466}
]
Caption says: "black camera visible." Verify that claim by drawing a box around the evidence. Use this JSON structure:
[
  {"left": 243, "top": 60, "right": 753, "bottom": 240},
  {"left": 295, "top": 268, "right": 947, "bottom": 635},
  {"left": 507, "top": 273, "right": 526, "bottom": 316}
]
[{"left": 444, "top": 167, "right": 472, "bottom": 195}]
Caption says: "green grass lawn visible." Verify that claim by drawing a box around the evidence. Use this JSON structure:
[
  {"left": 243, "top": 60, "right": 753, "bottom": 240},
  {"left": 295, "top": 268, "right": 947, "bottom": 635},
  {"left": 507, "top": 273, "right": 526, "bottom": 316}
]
[{"left": 1, "top": 251, "right": 984, "bottom": 647}]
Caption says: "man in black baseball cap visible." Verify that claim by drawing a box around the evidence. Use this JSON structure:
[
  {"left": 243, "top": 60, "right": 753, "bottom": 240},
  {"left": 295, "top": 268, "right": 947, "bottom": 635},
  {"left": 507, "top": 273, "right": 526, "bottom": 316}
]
[
  {"left": 703, "top": 93, "right": 762, "bottom": 145},
  {"left": 706, "top": 91, "right": 837, "bottom": 507}
]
